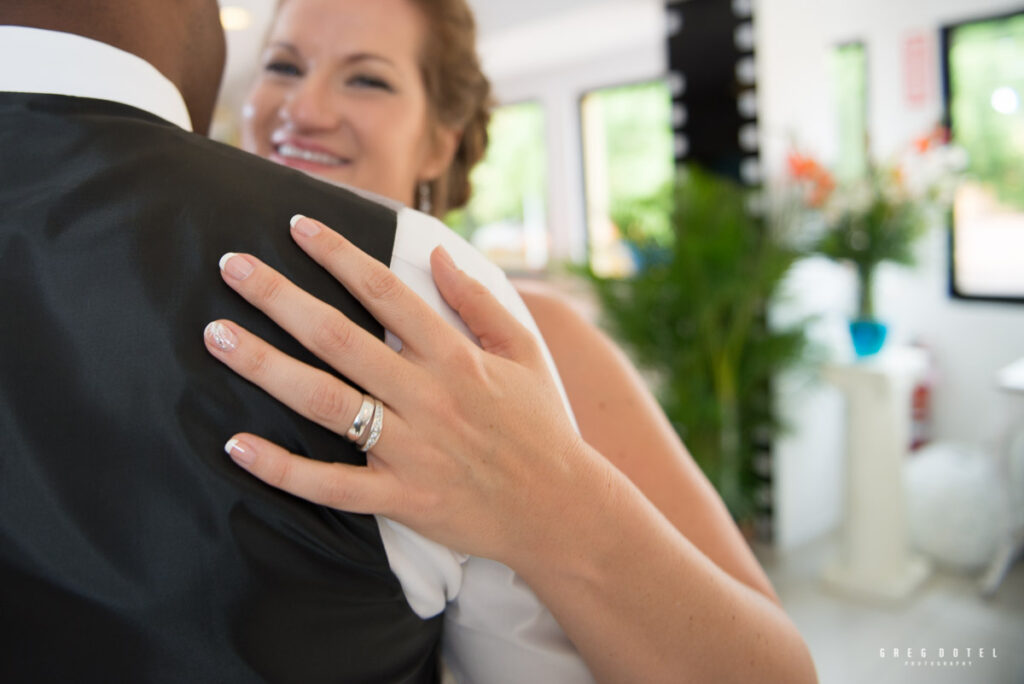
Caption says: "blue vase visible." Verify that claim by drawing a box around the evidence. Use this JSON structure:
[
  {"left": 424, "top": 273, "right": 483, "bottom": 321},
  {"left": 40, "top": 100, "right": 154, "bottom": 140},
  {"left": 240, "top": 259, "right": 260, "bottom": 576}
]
[{"left": 849, "top": 319, "right": 887, "bottom": 358}]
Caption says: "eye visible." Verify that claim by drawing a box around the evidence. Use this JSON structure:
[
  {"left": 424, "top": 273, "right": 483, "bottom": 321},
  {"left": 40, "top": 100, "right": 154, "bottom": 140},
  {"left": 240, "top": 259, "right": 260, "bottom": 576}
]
[
  {"left": 350, "top": 74, "right": 393, "bottom": 91},
  {"left": 265, "top": 61, "right": 302, "bottom": 77}
]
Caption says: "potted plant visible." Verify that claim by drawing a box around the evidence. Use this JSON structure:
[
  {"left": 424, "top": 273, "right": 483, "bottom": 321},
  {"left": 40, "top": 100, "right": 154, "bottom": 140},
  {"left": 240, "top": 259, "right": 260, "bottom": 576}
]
[
  {"left": 788, "top": 127, "right": 963, "bottom": 357},
  {"left": 582, "top": 166, "right": 807, "bottom": 524}
]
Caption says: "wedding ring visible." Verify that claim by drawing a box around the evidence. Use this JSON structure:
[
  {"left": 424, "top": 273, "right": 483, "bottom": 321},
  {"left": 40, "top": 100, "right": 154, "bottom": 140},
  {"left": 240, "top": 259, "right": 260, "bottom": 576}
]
[
  {"left": 346, "top": 395, "right": 375, "bottom": 443},
  {"left": 360, "top": 399, "right": 384, "bottom": 453}
]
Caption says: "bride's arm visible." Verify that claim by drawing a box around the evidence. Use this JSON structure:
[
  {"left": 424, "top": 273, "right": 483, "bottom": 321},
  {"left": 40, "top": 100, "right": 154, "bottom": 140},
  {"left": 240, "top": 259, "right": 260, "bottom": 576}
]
[
  {"left": 206, "top": 216, "right": 817, "bottom": 684},
  {"left": 517, "top": 286, "right": 778, "bottom": 603}
]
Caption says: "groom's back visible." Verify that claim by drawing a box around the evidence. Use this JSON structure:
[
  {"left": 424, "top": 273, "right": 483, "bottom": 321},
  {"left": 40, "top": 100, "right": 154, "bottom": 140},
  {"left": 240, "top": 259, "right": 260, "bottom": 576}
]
[{"left": 0, "top": 92, "right": 440, "bottom": 683}]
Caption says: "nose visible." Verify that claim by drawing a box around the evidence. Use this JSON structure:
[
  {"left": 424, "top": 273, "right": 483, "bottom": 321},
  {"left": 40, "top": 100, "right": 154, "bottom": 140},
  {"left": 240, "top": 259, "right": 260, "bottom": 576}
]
[{"left": 279, "top": 72, "right": 339, "bottom": 132}]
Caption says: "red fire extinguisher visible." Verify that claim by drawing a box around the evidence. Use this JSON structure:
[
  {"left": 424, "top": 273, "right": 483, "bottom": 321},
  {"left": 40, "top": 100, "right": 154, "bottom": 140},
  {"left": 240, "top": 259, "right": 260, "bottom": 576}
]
[{"left": 910, "top": 341, "right": 935, "bottom": 451}]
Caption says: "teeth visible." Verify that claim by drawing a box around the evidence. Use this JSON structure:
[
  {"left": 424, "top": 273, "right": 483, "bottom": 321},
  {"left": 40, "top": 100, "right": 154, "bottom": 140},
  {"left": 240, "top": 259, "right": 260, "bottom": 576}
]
[{"left": 276, "top": 143, "right": 345, "bottom": 165}]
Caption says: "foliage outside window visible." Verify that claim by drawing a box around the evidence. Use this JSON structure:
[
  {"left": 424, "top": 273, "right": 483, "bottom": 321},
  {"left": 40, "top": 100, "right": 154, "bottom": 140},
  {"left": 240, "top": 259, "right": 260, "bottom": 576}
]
[
  {"left": 581, "top": 80, "right": 675, "bottom": 276},
  {"left": 946, "top": 11, "right": 1024, "bottom": 300},
  {"left": 832, "top": 42, "right": 868, "bottom": 183},
  {"left": 444, "top": 102, "right": 548, "bottom": 272}
]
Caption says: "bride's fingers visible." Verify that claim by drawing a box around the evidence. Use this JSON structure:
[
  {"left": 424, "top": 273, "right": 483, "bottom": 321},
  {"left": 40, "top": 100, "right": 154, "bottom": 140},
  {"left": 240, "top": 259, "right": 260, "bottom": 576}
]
[
  {"left": 224, "top": 432, "right": 395, "bottom": 514},
  {"left": 203, "top": 318, "right": 404, "bottom": 455},
  {"left": 289, "top": 215, "right": 451, "bottom": 359},
  {"left": 429, "top": 247, "right": 542, "bottom": 367},
  {"left": 217, "top": 252, "right": 418, "bottom": 406}
]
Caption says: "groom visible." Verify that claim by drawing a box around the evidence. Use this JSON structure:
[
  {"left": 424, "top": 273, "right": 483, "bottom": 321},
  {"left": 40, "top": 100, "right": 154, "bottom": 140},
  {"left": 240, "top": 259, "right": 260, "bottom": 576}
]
[
  {"left": 0, "top": 1, "right": 591, "bottom": 681},
  {"left": 0, "top": 1, "right": 446, "bottom": 681}
]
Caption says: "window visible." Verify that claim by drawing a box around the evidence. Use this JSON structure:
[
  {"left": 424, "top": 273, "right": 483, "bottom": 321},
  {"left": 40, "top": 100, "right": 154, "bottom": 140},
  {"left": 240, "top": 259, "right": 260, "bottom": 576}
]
[
  {"left": 444, "top": 101, "right": 548, "bottom": 273},
  {"left": 943, "top": 10, "right": 1024, "bottom": 302},
  {"left": 581, "top": 80, "right": 675, "bottom": 276},
  {"left": 832, "top": 42, "right": 868, "bottom": 182}
]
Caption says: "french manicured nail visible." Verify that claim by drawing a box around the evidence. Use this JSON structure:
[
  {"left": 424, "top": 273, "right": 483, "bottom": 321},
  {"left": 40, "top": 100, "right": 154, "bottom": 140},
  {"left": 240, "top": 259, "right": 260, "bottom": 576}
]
[
  {"left": 290, "top": 214, "right": 321, "bottom": 237},
  {"left": 224, "top": 437, "right": 255, "bottom": 466},
  {"left": 219, "top": 252, "right": 255, "bottom": 280},
  {"left": 204, "top": 321, "right": 238, "bottom": 352},
  {"left": 435, "top": 245, "right": 455, "bottom": 269}
]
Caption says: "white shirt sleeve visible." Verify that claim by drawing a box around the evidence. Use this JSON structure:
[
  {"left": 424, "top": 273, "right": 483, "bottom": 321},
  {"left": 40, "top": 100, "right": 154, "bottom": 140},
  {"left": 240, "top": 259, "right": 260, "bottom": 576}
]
[{"left": 379, "top": 207, "right": 595, "bottom": 683}]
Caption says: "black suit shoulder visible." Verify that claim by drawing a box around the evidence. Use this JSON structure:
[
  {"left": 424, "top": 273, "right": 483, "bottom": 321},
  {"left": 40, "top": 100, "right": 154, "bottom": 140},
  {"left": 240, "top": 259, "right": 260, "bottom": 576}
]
[{"left": 0, "top": 92, "right": 439, "bottom": 683}]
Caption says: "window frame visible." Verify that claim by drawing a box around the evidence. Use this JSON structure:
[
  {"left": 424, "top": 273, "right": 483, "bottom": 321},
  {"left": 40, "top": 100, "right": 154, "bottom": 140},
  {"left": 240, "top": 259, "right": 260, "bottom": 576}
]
[{"left": 941, "top": 8, "right": 1024, "bottom": 305}]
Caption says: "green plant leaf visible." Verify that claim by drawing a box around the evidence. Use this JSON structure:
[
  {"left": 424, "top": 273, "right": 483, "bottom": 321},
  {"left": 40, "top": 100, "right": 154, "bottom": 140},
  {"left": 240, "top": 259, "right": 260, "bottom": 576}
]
[{"left": 581, "top": 166, "right": 809, "bottom": 522}]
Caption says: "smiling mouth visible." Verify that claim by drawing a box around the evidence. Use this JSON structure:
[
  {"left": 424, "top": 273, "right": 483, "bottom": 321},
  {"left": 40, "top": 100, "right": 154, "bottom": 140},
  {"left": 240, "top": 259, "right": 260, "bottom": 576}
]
[{"left": 273, "top": 143, "right": 349, "bottom": 167}]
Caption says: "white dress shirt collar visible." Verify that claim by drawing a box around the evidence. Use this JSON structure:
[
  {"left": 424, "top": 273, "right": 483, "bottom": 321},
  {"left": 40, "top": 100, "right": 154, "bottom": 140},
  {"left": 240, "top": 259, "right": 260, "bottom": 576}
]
[{"left": 0, "top": 25, "right": 193, "bottom": 131}]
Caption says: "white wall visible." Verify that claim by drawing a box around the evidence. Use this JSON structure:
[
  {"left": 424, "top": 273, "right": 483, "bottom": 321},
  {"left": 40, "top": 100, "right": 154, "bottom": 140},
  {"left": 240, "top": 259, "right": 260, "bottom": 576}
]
[{"left": 760, "top": 0, "right": 1024, "bottom": 549}]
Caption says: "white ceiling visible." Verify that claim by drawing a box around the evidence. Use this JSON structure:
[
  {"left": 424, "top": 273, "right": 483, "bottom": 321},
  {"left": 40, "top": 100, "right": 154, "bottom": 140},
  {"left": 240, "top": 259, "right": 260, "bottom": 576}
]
[{"left": 471, "top": 0, "right": 603, "bottom": 34}]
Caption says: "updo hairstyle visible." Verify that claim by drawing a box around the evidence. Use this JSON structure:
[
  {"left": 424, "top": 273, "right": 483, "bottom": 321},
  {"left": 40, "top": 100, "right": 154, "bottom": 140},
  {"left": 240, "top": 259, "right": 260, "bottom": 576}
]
[{"left": 409, "top": 0, "right": 493, "bottom": 217}]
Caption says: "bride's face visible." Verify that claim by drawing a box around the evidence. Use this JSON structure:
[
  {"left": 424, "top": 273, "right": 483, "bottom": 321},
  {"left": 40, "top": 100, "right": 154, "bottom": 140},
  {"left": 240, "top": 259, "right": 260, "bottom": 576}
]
[{"left": 242, "top": 0, "right": 453, "bottom": 205}]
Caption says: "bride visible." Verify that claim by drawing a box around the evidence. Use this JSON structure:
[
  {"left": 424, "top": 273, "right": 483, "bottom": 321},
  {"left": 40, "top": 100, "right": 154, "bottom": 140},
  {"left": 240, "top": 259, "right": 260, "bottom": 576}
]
[{"left": 207, "top": 0, "right": 817, "bottom": 681}]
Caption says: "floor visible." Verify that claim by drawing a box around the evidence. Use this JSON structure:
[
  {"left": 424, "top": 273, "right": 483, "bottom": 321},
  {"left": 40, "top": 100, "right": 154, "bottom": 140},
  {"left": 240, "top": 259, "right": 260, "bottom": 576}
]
[{"left": 755, "top": 536, "right": 1024, "bottom": 684}]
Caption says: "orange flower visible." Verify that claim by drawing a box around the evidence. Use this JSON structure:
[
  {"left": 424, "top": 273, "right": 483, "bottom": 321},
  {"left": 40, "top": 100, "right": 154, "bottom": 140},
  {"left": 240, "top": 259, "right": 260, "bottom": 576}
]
[
  {"left": 913, "top": 124, "right": 950, "bottom": 153},
  {"left": 787, "top": 152, "right": 819, "bottom": 179},
  {"left": 807, "top": 172, "right": 835, "bottom": 207},
  {"left": 788, "top": 151, "right": 835, "bottom": 207}
]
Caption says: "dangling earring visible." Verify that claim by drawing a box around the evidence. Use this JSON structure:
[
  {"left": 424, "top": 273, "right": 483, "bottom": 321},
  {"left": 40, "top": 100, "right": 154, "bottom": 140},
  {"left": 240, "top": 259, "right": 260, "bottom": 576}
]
[{"left": 418, "top": 181, "right": 432, "bottom": 214}]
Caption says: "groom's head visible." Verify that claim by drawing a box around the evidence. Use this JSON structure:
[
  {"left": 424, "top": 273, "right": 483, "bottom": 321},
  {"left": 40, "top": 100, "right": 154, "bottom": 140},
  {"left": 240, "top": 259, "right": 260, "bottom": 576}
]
[{"left": 0, "top": 0, "right": 226, "bottom": 135}]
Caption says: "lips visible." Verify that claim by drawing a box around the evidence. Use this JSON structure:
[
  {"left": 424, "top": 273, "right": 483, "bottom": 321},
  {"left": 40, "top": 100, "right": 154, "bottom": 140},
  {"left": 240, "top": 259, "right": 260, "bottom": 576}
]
[
  {"left": 275, "top": 142, "right": 348, "bottom": 166},
  {"left": 269, "top": 137, "right": 350, "bottom": 170}
]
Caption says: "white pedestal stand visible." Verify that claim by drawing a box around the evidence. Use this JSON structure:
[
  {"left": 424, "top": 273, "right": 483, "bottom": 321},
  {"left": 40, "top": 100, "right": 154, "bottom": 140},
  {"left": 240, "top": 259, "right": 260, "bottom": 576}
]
[{"left": 822, "top": 347, "right": 932, "bottom": 601}]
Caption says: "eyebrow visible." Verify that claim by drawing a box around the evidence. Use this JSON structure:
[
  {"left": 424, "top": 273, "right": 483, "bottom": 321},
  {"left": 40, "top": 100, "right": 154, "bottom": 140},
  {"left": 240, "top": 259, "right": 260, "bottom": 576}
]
[
  {"left": 266, "top": 42, "right": 396, "bottom": 68},
  {"left": 267, "top": 41, "right": 301, "bottom": 56}
]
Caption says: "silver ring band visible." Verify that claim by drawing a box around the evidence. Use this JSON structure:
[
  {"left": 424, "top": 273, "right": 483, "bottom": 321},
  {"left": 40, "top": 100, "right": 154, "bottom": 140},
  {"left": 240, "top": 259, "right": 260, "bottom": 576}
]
[
  {"left": 346, "top": 395, "right": 375, "bottom": 443},
  {"left": 360, "top": 399, "right": 384, "bottom": 452}
]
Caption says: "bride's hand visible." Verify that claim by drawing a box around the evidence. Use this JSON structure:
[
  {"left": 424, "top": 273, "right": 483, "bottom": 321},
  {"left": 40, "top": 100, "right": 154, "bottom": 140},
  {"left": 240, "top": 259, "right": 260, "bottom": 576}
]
[
  {"left": 204, "top": 217, "right": 821, "bottom": 684},
  {"left": 204, "top": 216, "right": 606, "bottom": 567}
]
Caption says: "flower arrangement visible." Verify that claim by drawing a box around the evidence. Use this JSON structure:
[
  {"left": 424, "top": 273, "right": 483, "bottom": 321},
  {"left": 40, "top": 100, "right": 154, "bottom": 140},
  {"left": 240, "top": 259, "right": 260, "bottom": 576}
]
[{"left": 788, "top": 127, "right": 964, "bottom": 322}]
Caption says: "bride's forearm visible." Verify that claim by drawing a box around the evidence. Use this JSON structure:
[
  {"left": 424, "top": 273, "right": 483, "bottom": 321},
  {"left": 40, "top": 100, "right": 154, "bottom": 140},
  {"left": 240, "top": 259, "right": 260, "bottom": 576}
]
[{"left": 507, "top": 443, "right": 818, "bottom": 684}]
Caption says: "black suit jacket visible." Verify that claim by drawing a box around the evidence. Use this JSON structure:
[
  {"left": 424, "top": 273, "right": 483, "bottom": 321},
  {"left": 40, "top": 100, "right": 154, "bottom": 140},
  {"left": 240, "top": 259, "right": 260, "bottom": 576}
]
[{"left": 0, "top": 93, "right": 440, "bottom": 683}]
